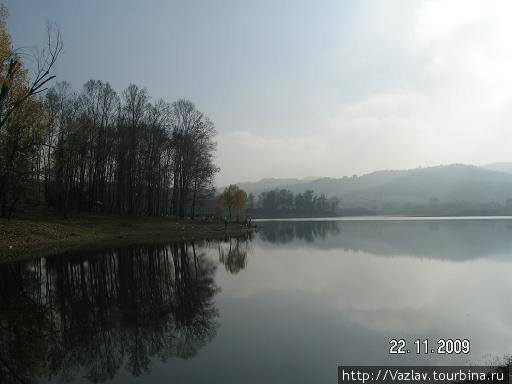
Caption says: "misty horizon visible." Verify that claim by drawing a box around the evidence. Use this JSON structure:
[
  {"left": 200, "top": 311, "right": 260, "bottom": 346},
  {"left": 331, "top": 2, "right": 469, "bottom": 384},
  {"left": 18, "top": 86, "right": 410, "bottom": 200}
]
[{"left": 228, "top": 161, "right": 512, "bottom": 186}]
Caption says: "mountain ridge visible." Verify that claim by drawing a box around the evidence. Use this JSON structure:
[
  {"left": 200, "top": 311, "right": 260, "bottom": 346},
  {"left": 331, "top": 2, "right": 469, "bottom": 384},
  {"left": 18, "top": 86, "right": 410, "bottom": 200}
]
[{"left": 228, "top": 163, "right": 512, "bottom": 211}]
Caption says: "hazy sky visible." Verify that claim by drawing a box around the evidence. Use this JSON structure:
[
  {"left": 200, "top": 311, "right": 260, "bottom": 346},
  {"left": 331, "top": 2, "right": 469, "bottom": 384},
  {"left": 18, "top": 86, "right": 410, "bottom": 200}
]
[{"left": 6, "top": 0, "right": 512, "bottom": 185}]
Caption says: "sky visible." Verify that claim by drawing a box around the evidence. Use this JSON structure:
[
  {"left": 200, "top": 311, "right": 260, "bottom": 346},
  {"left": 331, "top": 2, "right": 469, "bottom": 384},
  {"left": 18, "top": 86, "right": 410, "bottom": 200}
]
[{"left": 5, "top": 0, "right": 512, "bottom": 185}]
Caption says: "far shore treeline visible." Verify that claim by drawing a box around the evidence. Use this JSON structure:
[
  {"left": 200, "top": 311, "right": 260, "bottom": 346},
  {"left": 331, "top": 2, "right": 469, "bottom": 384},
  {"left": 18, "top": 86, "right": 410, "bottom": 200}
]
[{"left": 247, "top": 189, "right": 341, "bottom": 219}]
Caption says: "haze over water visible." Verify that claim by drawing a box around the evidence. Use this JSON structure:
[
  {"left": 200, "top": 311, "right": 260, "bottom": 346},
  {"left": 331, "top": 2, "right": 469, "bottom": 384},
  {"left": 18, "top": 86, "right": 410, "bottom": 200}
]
[{"left": 2, "top": 218, "right": 512, "bottom": 383}]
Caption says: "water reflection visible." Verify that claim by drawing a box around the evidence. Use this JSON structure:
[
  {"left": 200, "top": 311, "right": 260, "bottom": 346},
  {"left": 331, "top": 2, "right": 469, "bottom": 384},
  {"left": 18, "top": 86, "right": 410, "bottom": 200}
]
[
  {"left": 258, "top": 221, "right": 340, "bottom": 244},
  {"left": 257, "top": 219, "right": 512, "bottom": 260},
  {"left": 0, "top": 242, "right": 222, "bottom": 383},
  {"left": 218, "top": 234, "right": 253, "bottom": 274},
  {"left": 3, "top": 219, "right": 512, "bottom": 383}
]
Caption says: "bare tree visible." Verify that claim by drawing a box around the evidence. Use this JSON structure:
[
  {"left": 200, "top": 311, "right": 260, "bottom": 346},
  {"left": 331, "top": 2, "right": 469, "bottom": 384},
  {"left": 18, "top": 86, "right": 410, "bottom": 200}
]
[
  {"left": 0, "top": 22, "right": 63, "bottom": 131},
  {"left": 0, "top": 14, "right": 62, "bottom": 219}
]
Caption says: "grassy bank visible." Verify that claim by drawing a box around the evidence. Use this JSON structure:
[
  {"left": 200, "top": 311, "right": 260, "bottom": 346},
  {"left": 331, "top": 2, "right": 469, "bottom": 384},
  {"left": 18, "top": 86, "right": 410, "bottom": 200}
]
[{"left": 0, "top": 214, "right": 255, "bottom": 263}]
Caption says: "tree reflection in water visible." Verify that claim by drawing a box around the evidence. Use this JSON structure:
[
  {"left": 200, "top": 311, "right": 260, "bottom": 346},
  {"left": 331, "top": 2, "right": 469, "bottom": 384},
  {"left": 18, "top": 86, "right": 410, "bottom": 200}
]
[
  {"left": 258, "top": 221, "right": 340, "bottom": 244},
  {"left": 218, "top": 233, "right": 253, "bottom": 274},
  {"left": 0, "top": 242, "right": 219, "bottom": 383}
]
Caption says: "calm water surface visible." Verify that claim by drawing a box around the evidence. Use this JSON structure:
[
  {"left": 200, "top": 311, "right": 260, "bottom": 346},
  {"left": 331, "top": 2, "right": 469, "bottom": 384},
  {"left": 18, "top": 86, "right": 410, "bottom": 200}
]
[{"left": 2, "top": 218, "right": 512, "bottom": 383}]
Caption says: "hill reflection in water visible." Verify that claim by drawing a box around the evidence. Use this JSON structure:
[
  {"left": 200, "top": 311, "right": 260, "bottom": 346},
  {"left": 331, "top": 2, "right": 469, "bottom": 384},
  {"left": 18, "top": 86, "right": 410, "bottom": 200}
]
[{"left": 256, "top": 218, "right": 512, "bottom": 261}]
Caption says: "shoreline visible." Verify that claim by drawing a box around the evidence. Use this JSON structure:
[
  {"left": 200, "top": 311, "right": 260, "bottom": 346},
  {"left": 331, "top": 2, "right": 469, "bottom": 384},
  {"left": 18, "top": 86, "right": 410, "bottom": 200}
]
[
  {"left": 0, "top": 215, "right": 255, "bottom": 263},
  {"left": 253, "top": 215, "right": 512, "bottom": 221},
  {"left": 4, "top": 213, "right": 510, "bottom": 263}
]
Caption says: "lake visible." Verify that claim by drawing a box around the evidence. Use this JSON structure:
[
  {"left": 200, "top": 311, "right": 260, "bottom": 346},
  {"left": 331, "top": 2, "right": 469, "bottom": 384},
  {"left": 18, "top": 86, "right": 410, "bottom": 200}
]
[{"left": 2, "top": 218, "right": 512, "bottom": 383}]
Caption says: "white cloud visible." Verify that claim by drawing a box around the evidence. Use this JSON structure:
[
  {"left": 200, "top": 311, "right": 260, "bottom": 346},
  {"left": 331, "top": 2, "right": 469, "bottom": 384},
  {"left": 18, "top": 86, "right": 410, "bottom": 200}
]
[{"left": 216, "top": 0, "right": 512, "bottom": 185}]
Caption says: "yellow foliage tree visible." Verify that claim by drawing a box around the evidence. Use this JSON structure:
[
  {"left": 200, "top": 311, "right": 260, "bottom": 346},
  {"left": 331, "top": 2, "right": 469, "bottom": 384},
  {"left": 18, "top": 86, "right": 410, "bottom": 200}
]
[
  {"left": 0, "top": 4, "right": 61, "bottom": 219},
  {"left": 218, "top": 184, "right": 247, "bottom": 221}
]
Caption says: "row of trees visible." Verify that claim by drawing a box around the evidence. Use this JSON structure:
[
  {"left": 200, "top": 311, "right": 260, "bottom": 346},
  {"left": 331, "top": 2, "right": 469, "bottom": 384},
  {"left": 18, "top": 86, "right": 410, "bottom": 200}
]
[
  {"left": 39, "top": 82, "right": 218, "bottom": 218},
  {"left": 0, "top": 5, "right": 218, "bottom": 219},
  {"left": 249, "top": 189, "right": 339, "bottom": 216},
  {"left": 213, "top": 187, "right": 341, "bottom": 220}
]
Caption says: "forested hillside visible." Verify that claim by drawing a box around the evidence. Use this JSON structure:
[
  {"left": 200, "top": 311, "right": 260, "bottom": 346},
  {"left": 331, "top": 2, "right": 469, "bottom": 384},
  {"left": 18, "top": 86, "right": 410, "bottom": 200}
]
[{"left": 242, "top": 164, "right": 512, "bottom": 216}]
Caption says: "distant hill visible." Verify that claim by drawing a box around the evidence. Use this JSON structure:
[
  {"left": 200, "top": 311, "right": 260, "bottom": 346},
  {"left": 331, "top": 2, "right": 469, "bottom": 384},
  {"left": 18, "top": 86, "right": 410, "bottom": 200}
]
[
  {"left": 481, "top": 162, "right": 512, "bottom": 174},
  {"left": 232, "top": 163, "right": 512, "bottom": 213},
  {"left": 235, "top": 178, "right": 313, "bottom": 196},
  {"left": 233, "top": 169, "right": 412, "bottom": 196},
  {"left": 341, "top": 164, "right": 512, "bottom": 209}
]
